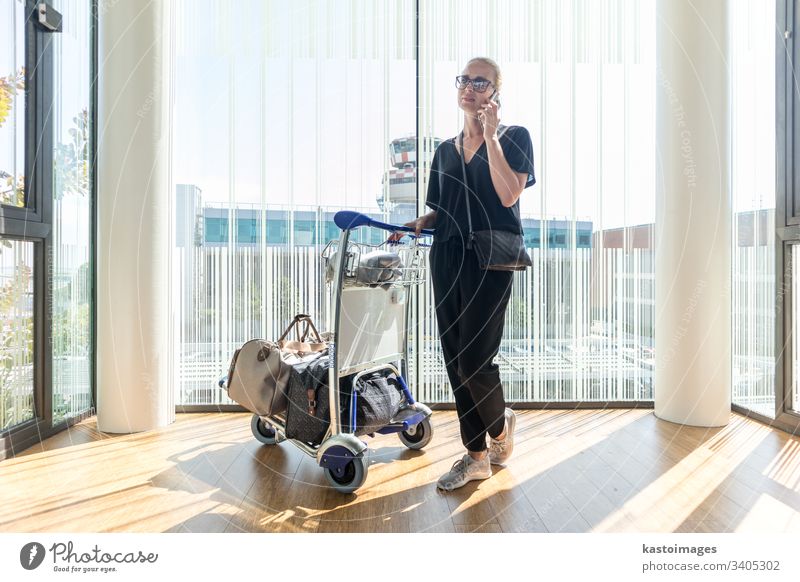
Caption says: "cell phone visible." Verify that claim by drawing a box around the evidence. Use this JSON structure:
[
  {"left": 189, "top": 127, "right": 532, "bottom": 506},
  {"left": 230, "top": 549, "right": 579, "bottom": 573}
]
[{"left": 479, "top": 91, "right": 501, "bottom": 128}]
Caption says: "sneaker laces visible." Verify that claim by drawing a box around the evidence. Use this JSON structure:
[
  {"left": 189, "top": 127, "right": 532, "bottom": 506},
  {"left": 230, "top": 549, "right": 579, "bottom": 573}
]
[
  {"left": 449, "top": 457, "right": 468, "bottom": 477},
  {"left": 446, "top": 455, "right": 483, "bottom": 482},
  {"left": 489, "top": 438, "right": 507, "bottom": 454},
  {"left": 489, "top": 427, "right": 508, "bottom": 454}
]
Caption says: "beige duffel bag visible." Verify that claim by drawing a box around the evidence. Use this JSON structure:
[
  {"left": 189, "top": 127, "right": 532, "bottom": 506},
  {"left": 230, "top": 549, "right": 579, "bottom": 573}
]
[{"left": 226, "top": 314, "right": 328, "bottom": 416}]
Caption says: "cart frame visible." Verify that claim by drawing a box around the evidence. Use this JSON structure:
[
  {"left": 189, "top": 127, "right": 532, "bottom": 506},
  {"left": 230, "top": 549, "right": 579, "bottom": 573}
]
[{"left": 238, "top": 211, "right": 435, "bottom": 492}]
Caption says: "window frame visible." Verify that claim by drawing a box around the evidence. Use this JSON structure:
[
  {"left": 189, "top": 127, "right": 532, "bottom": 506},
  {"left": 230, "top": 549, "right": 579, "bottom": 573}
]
[
  {"left": 760, "top": 0, "right": 800, "bottom": 435},
  {"left": 0, "top": 0, "right": 97, "bottom": 460}
]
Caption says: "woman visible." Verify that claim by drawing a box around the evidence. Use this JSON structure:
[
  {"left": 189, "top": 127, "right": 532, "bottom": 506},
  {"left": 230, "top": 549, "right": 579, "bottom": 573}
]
[{"left": 401, "top": 57, "right": 536, "bottom": 491}]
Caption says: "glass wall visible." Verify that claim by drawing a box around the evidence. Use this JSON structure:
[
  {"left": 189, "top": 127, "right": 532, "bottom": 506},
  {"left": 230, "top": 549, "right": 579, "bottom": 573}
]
[
  {"left": 0, "top": 1, "right": 25, "bottom": 207},
  {"left": 49, "top": 0, "right": 94, "bottom": 424},
  {"left": 730, "top": 0, "right": 776, "bottom": 417},
  {"left": 0, "top": 0, "right": 26, "bottom": 207},
  {"left": 172, "top": 0, "right": 415, "bottom": 404},
  {"left": 792, "top": 244, "right": 800, "bottom": 414},
  {"left": 172, "top": 0, "right": 778, "bottom": 408},
  {"left": 1, "top": 0, "right": 93, "bottom": 434},
  {"left": 417, "top": 0, "right": 656, "bottom": 403},
  {"left": 1, "top": 1, "right": 34, "bottom": 430},
  {"left": 0, "top": 240, "right": 34, "bottom": 429}
]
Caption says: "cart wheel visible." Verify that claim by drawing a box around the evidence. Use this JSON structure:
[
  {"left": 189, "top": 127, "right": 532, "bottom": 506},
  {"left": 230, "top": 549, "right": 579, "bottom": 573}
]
[
  {"left": 250, "top": 414, "right": 283, "bottom": 445},
  {"left": 323, "top": 454, "right": 369, "bottom": 494},
  {"left": 398, "top": 417, "right": 433, "bottom": 450}
]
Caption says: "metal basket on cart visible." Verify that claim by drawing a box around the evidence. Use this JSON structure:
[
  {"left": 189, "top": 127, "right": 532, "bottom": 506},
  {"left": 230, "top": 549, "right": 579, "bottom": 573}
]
[
  {"left": 321, "top": 235, "right": 429, "bottom": 288},
  {"left": 221, "top": 210, "right": 436, "bottom": 494}
]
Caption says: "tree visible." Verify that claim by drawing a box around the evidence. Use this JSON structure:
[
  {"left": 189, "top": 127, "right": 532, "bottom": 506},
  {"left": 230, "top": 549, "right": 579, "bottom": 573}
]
[
  {"left": 54, "top": 108, "right": 89, "bottom": 199},
  {"left": 0, "top": 69, "right": 24, "bottom": 128},
  {"left": 0, "top": 265, "right": 34, "bottom": 430},
  {"left": 0, "top": 68, "right": 25, "bottom": 207}
]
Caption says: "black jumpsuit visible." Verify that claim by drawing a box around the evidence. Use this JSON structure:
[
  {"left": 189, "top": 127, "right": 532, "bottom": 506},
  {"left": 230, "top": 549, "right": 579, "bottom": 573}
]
[{"left": 425, "top": 125, "right": 536, "bottom": 452}]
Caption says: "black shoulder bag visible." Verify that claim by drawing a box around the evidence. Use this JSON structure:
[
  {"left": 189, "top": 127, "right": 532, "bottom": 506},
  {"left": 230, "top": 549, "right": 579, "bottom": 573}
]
[{"left": 458, "top": 128, "right": 533, "bottom": 271}]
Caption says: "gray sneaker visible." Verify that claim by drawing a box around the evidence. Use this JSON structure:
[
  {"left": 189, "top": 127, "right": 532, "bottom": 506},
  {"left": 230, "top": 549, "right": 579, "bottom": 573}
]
[
  {"left": 436, "top": 453, "right": 492, "bottom": 491},
  {"left": 488, "top": 408, "right": 516, "bottom": 466}
]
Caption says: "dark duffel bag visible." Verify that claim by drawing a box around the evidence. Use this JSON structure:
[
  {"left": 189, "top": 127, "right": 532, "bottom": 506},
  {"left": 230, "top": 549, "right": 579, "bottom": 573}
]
[
  {"left": 285, "top": 353, "right": 333, "bottom": 445},
  {"left": 351, "top": 370, "right": 404, "bottom": 436},
  {"left": 286, "top": 364, "right": 405, "bottom": 443}
]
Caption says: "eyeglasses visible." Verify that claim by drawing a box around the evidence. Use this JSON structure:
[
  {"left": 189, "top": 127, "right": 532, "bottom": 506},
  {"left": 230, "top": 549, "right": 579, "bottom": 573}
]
[{"left": 455, "top": 75, "right": 493, "bottom": 93}]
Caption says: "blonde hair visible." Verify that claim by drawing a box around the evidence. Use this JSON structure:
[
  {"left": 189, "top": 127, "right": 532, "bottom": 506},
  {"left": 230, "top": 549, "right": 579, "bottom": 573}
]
[{"left": 465, "top": 57, "right": 502, "bottom": 93}]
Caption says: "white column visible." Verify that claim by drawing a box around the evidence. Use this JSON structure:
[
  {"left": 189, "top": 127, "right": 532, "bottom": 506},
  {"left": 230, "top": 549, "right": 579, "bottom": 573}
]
[
  {"left": 655, "top": 0, "right": 731, "bottom": 427},
  {"left": 96, "top": 0, "right": 174, "bottom": 433}
]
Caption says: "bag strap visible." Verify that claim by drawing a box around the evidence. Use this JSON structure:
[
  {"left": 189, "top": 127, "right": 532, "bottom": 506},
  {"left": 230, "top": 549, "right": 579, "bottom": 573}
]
[
  {"left": 457, "top": 124, "right": 508, "bottom": 250},
  {"left": 299, "top": 317, "right": 322, "bottom": 343},
  {"left": 457, "top": 132, "right": 474, "bottom": 250},
  {"left": 306, "top": 388, "right": 317, "bottom": 416},
  {"left": 226, "top": 348, "right": 241, "bottom": 388},
  {"left": 278, "top": 313, "right": 323, "bottom": 344}
]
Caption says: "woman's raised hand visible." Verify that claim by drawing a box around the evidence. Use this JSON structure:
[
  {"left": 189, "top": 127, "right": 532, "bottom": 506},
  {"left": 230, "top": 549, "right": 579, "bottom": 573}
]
[{"left": 478, "top": 99, "right": 500, "bottom": 139}]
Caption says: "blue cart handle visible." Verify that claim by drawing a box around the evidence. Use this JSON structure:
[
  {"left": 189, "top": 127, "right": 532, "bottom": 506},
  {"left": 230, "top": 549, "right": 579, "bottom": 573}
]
[{"left": 333, "top": 210, "right": 434, "bottom": 237}]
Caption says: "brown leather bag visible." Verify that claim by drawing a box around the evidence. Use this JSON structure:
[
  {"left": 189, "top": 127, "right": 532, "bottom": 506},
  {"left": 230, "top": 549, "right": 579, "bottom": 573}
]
[
  {"left": 226, "top": 314, "right": 328, "bottom": 416},
  {"left": 277, "top": 314, "right": 327, "bottom": 356}
]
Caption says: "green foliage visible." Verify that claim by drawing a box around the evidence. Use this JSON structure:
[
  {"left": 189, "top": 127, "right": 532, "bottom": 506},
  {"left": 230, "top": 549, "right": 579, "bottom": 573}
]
[
  {"left": 52, "top": 303, "right": 91, "bottom": 358},
  {"left": 279, "top": 275, "right": 300, "bottom": 316},
  {"left": 506, "top": 295, "right": 528, "bottom": 336},
  {"left": 54, "top": 108, "right": 89, "bottom": 199},
  {"left": 0, "top": 173, "right": 24, "bottom": 207},
  {"left": 0, "top": 68, "right": 24, "bottom": 129},
  {"left": 52, "top": 262, "right": 91, "bottom": 358},
  {"left": 230, "top": 274, "right": 299, "bottom": 325},
  {"left": 0, "top": 264, "right": 34, "bottom": 430},
  {"left": 0, "top": 69, "right": 26, "bottom": 206},
  {"left": 2, "top": 387, "right": 33, "bottom": 431}
]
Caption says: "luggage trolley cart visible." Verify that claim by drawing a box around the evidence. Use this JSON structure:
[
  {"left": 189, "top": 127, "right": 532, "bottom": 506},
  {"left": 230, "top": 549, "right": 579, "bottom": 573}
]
[{"left": 243, "top": 210, "right": 435, "bottom": 494}]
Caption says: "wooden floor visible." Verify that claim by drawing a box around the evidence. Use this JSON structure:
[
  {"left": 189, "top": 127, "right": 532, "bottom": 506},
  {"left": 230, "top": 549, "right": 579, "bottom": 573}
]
[{"left": 2, "top": 409, "right": 800, "bottom": 533}]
